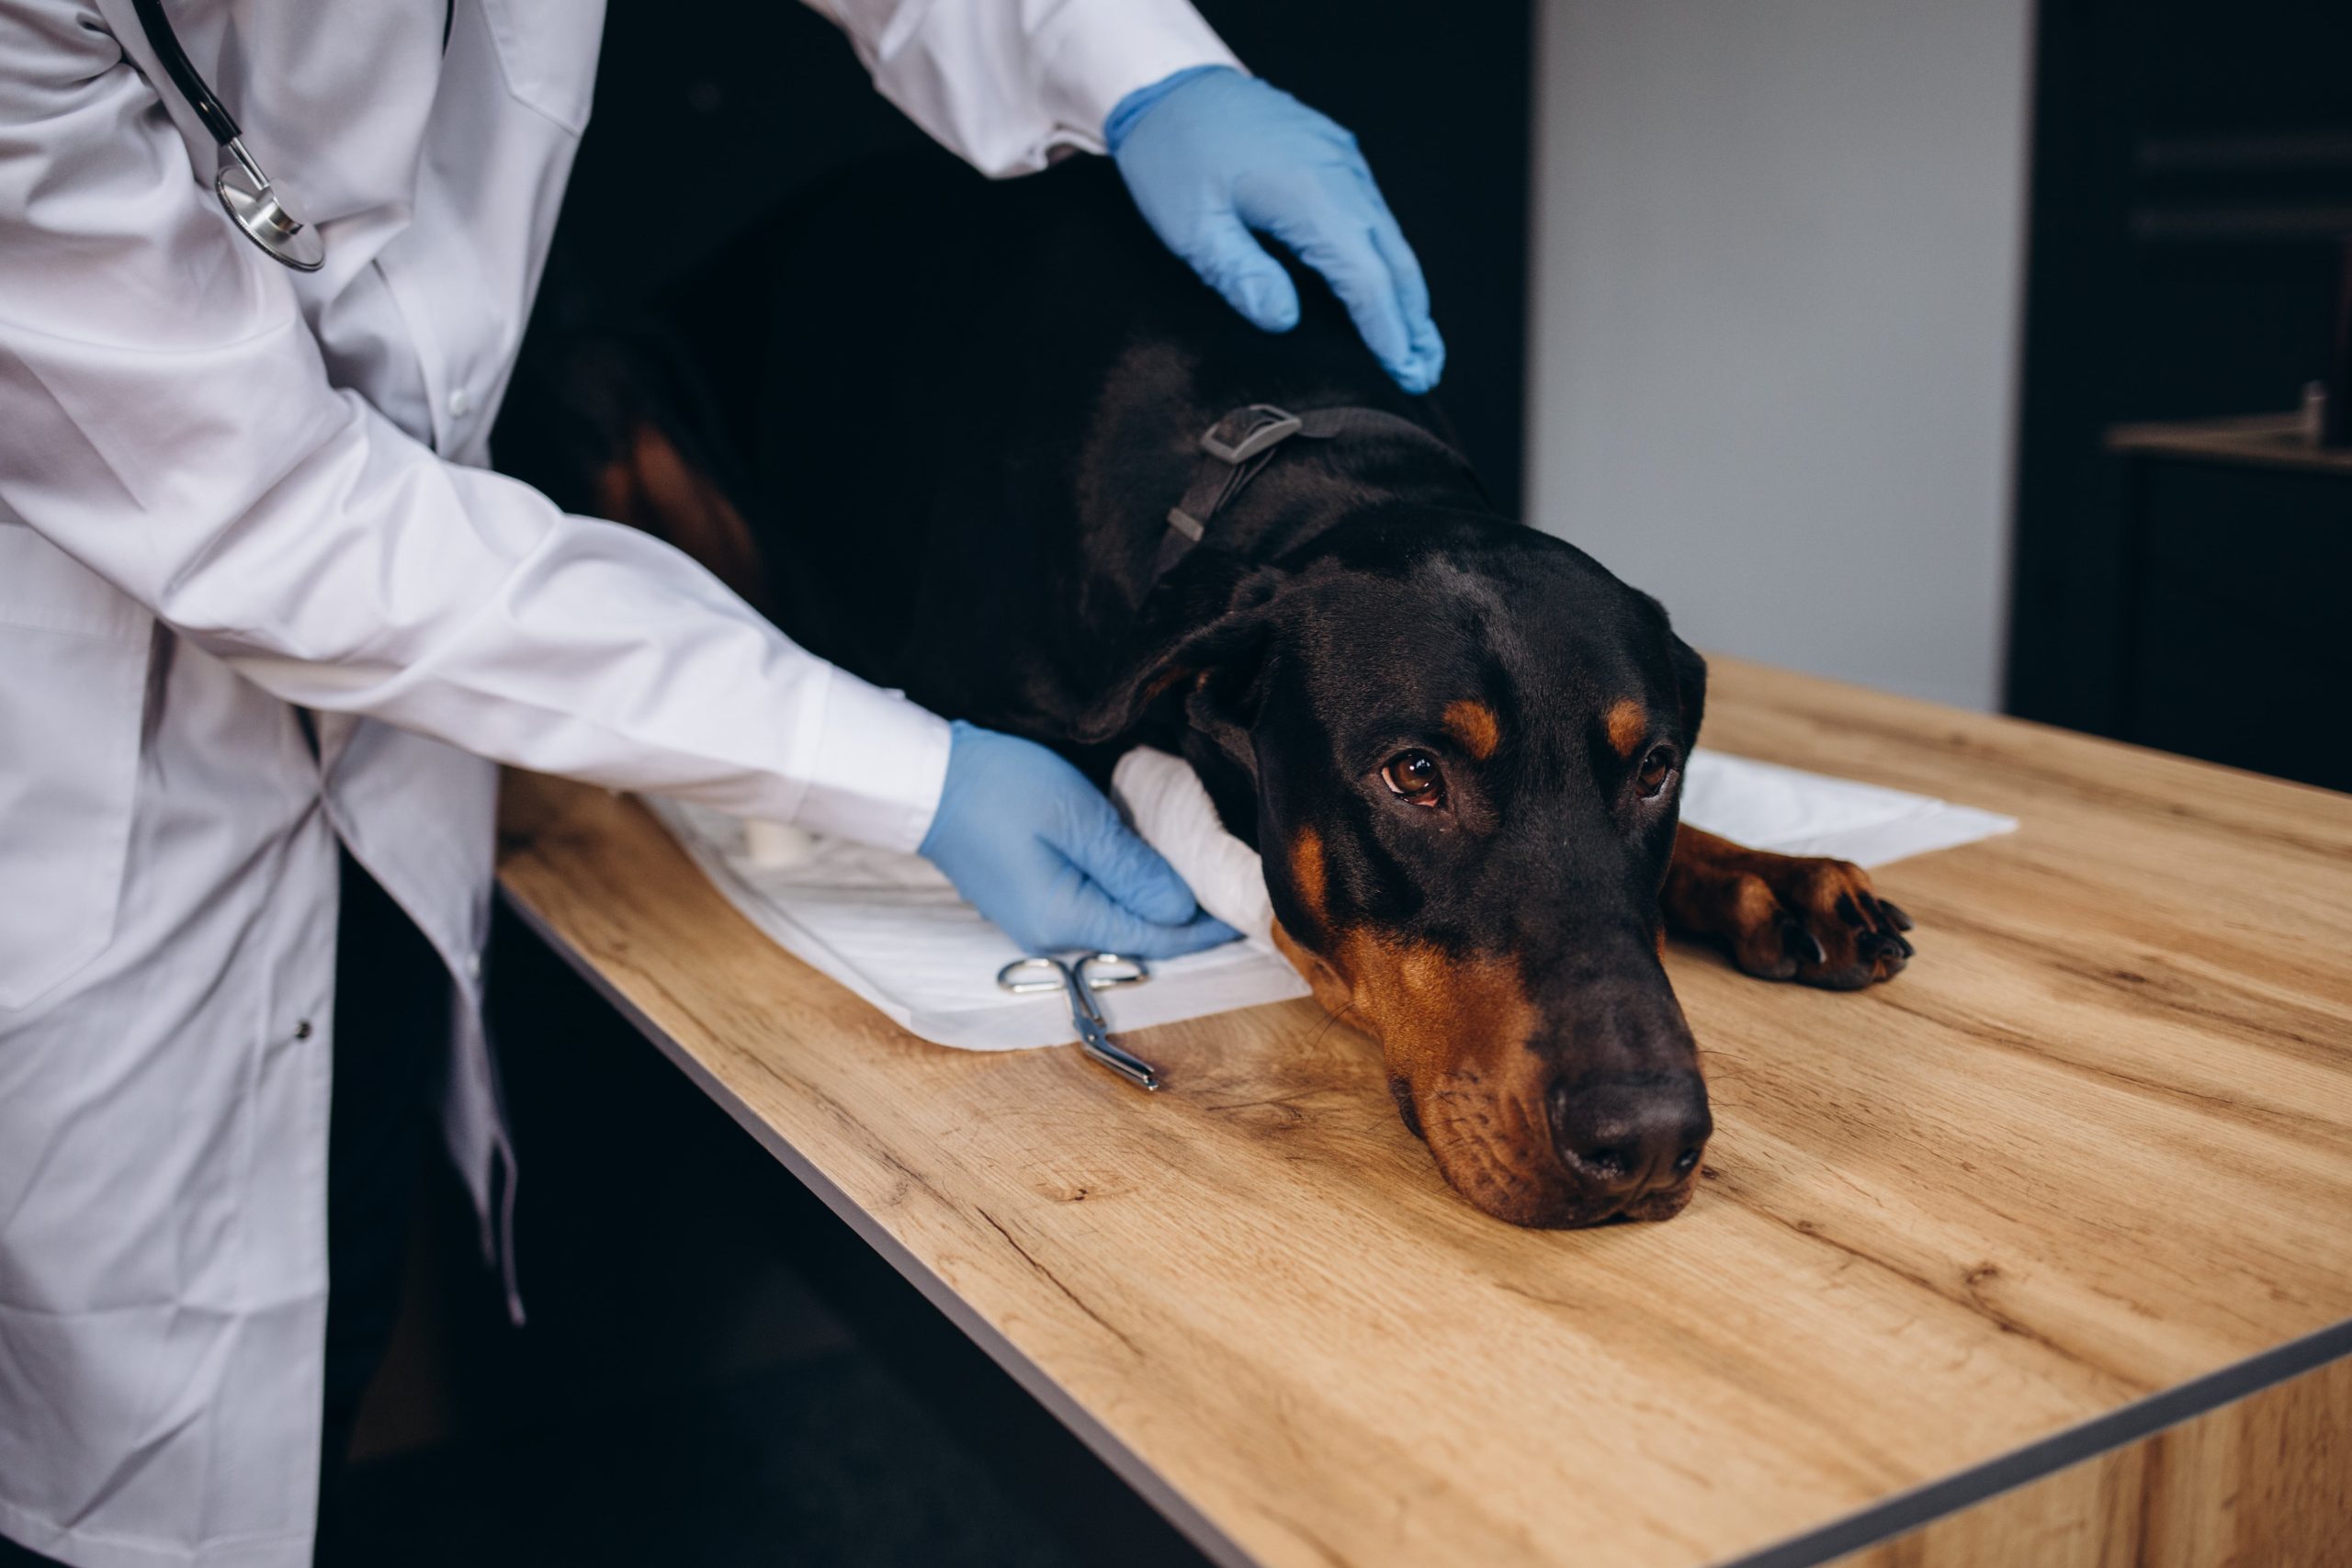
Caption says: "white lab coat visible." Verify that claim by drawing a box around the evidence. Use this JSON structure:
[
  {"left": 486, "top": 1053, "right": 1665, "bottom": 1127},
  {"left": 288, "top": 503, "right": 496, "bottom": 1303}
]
[{"left": 0, "top": 1, "right": 1236, "bottom": 1562}]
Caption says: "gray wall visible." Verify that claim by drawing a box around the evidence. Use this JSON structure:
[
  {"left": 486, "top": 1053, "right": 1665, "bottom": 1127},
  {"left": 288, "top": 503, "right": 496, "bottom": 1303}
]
[{"left": 1525, "top": 0, "right": 2037, "bottom": 711}]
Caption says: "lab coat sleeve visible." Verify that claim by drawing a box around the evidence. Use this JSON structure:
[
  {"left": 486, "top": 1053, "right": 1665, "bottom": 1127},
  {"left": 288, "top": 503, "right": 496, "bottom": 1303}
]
[
  {"left": 806, "top": 0, "right": 1241, "bottom": 175},
  {"left": 0, "top": 8, "right": 949, "bottom": 852}
]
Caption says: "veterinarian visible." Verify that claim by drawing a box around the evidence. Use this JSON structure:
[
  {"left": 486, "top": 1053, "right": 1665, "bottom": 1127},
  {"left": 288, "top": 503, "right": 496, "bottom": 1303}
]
[{"left": 0, "top": 2, "right": 1444, "bottom": 1562}]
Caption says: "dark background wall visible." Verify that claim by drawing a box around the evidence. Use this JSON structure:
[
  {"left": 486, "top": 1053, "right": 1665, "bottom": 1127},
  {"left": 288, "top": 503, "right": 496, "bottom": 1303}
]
[{"left": 512, "top": 0, "right": 1535, "bottom": 513}]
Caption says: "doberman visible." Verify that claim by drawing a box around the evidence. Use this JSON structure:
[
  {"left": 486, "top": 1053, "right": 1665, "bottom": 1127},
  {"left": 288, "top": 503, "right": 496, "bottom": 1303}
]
[{"left": 501, "top": 153, "right": 1915, "bottom": 1229}]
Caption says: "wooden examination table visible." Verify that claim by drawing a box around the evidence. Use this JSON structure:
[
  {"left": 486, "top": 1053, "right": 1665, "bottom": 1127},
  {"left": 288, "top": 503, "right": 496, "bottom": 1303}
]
[{"left": 495, "top": 659, "right": 2352, "bottom": 1567}]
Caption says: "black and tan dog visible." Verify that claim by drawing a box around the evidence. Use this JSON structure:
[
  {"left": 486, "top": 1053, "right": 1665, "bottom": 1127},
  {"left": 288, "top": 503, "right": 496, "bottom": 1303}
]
[{"left": 504, "top": 155, "right": 1915, "bottom": 1229}]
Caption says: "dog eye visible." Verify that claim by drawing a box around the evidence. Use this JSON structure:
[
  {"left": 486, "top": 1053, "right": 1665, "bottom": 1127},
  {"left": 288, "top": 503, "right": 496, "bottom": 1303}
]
[
  {"left": 1382, "top": 750, "right": 1447, "bottom": 807},
  {"left": 1637, "top": 744, "right": 1679, "bottom": 800}
]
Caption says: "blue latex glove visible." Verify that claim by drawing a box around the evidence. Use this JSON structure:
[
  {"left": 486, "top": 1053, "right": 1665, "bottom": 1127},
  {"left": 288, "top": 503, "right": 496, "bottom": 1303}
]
[
  {"left": 920, "top": 722, "right": 1240, "bottom": 958},
  {"left": 1106, "top": 65, "right": 1445, "bottom": 395}
]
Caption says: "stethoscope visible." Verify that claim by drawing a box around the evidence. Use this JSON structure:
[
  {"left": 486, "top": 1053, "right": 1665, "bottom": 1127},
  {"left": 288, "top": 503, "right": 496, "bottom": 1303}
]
[{"left": 128, "top": 0, "right": 325, "bottom": 270}]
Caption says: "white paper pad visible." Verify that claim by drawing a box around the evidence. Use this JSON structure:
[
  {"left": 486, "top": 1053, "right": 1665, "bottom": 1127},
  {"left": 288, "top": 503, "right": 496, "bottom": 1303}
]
[
  {"left": 645, "top": 796, "right": 1312, "bottom": 1052},
  {"left": 1678, "top": 751, "right": 2018, "bottom": 867},
  {"left": 645, "top": 749, "right": 2014, "bottom": 1053}
]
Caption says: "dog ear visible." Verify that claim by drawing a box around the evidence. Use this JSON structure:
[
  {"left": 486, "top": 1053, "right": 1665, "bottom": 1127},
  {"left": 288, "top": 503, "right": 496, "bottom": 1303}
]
[
  {"left": 1631, "top": 588, "right": 1707, "bottom": 742},
  {"left": 1072, "top": 557, "right": 1289, "bottom": 754},
  {"left": 1669, "top": 634, "right": 1708, "bottom": 741}
]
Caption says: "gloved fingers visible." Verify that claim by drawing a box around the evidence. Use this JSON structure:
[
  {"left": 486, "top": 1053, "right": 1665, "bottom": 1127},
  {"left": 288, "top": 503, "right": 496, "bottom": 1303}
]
[
  {"left": 1253, "top": 182, "right": 1422, "bottom": 392},
  {"left": 1178, "top": 207, "right": 1303, "bottom": 333},
  {"left": 1154, "top": 910, "right": 1248, "bottom": 956},
  {"left": 1363, "top": 184, "right": 1444, "bottom": 389},
  {"left": 1056, "top": 879, "right": 1243, "bottom": 959},
  {"left": 1052, "top": 786, "right": 1203, "bottom": 928}
]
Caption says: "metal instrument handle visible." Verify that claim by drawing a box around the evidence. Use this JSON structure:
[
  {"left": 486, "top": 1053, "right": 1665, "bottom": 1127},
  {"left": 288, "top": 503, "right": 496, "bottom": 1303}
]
[
  {"left": 994, "top": 955, "right": 1160, "bottom": 1090},
  {"left": 997, "top": 956, "right": 1068, "bottom": 994},
  {"left": 1057, "top": 964, "right": 1159, "bottom": 1090},
  {"left": 1073, "top": 952, "right": 1150, "bottom": 990}
]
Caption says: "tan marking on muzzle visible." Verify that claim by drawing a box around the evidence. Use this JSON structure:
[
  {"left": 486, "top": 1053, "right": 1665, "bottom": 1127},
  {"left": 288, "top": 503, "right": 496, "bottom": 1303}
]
[
  {"left": 1276, "top": 917, "right": 1695, "bottom": 1225},
  {"left": 1333, "top": 932, "right": 1558, "bottom": 1220},
  {"left": 1289, "top": 825, "right": 1329, "bottom": 930},
  {"left": 1271, "top": 919, "right": 1351, "bottom": 1018},
  {"left": 1272, "top": 915, "right": 1535, "bottom": 1089},
  {"left": 1336, "top": 933, "right": 1539, "bottom": 1089}
]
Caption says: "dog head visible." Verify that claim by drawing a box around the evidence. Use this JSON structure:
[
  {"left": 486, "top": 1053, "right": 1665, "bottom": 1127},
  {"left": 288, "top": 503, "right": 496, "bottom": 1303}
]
[{"left": 1102, "top": 508, "right": 1712, "bottom": 1226}]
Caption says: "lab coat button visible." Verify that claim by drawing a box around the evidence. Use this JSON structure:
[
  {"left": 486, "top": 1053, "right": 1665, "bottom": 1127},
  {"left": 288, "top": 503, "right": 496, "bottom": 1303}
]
[
  {"left": 294, "top": 1020, "right": 313, "bottom": 1041},
  {"left": 447, "top": 387, "right": 471, "bottom": 418}
]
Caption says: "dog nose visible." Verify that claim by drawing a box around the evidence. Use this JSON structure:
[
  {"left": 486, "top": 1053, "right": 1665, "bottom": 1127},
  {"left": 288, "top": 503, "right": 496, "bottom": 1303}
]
[{"left": 1547, "top": 1073, "right": 1713, "bottom": 1199}]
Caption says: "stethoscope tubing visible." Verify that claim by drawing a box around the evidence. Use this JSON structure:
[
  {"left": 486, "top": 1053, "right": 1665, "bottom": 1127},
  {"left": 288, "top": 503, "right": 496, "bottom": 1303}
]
[
  {"left": 127, "top": 0, "right": 327, "bottom": 269},
  {"left": 128, "top": 0, "right": 242, "bottom": 148}
]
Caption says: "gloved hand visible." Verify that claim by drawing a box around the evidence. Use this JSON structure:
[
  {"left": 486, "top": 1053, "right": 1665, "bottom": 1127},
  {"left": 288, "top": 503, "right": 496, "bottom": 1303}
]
[
  {"left": 1106, "top": 65, "right": 1445, "bottom": 395},
  {"left": 920, "top": 722, "right": 1240, "bottom": 958}
]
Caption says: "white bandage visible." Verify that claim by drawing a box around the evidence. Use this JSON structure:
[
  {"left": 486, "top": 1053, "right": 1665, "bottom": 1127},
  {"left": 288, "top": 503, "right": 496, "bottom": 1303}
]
[{"left": 1111, "top": 746, "right": 1274, "bottom": 943}]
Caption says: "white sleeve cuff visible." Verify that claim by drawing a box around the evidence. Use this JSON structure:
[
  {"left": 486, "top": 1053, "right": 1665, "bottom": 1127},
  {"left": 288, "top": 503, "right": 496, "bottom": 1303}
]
[
  {"left": 1027, "top": 0, "right": 1241, "bottom": 163},
  {"left": 786, "top": 666, "right": 954, "bottom": 852}
]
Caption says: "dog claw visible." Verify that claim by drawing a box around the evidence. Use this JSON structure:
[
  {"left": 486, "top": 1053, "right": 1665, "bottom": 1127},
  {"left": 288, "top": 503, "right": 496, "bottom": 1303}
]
[
  {"left": 1677, "top": 842, "right": 1918, "bottom": 989},
  {"left": 1783, "top": 922, "right": 1828, "bottom": 965}
]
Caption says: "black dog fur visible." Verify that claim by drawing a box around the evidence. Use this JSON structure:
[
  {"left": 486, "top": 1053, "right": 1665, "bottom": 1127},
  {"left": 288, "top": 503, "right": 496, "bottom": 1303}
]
[{"left": 502, "top": 154, "right": 1916, "bottom": 1226}]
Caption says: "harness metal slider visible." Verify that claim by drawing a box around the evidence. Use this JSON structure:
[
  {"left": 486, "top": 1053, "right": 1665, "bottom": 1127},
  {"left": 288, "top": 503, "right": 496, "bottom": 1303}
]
[{"left": 1199, "top": 403, "right": 1304, "bottom": 466}]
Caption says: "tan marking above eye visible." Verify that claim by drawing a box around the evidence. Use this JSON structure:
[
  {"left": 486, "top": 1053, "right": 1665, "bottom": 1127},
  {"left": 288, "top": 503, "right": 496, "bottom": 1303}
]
[
  {"left": 1442, "top": 699, "right": 1501, "bottom": 761},
  {"left": 1605, "top": 697, "right": 1648, "bottom": 759}
]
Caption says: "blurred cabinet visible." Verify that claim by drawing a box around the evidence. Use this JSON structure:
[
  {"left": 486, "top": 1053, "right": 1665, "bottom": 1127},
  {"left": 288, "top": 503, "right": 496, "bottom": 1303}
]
[
  {"left": 2104, "top": 419, "right": 2352, "bottom": 790},
  {"left": 2004, "top": 0, "right": 2352, "bottom": 784}
]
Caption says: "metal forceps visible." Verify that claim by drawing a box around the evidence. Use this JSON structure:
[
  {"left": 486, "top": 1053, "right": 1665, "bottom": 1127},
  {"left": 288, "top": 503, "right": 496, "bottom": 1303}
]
[{"left": 996, "top": 953, "right": 1160, "bottom": 1091}]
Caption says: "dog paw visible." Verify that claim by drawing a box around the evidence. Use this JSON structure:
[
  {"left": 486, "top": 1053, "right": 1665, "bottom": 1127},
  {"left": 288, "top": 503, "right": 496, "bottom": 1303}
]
[
  {"left": 1711, "top": 856, "right": 1915, "bottom": 990},
  {"left": 1667, "top": 828, "right": 1917, "bottom": 989}
]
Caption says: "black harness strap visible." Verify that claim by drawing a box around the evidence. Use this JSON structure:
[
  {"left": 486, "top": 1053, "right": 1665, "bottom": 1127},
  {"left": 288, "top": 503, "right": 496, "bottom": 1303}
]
[{"left": 1152, "top": 401, "right": 1480, "bottom": 580}]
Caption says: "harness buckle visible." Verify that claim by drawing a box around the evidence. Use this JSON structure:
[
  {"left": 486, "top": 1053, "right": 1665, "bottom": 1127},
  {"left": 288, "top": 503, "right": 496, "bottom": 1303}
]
[{"left": 1199, "top": 403, "right": 1304, "bottom": 466}]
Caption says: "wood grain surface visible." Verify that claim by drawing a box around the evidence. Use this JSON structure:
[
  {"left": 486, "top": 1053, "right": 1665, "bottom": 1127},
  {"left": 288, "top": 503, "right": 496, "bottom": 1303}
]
[
  {"left": 496, "top": 658, "right": 2352, "bottom": 1568},
  {"left": 1831, "top": 1354, "right": 2352, "bottom": 1567}
]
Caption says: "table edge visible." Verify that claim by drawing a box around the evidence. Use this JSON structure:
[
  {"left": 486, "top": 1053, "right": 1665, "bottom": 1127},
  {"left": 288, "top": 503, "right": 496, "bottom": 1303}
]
[
  {"left": 1723, "top": 1311, "right": 2352, "bottom": 1567},
  {"left": 498, "top": 885, "right": 1259, "bottom": 1568},
  {"left": 499, "top": 870, "right": 2352, "bottom": 1568}
]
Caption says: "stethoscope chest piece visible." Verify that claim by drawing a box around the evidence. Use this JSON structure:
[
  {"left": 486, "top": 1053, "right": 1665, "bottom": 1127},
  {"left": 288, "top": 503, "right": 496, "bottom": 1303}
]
[
  {"left": 215, "top": 141, "right": 323, "bottom": 272},
  {"left": 130, "top": 0, "right": 324, "bottom": 272}
]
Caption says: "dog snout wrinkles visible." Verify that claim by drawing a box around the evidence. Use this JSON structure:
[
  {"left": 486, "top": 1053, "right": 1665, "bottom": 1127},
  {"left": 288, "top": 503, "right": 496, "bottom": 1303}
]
[{"left": 1547, "top": 1072, "right": 1712, "bottom": 1201}]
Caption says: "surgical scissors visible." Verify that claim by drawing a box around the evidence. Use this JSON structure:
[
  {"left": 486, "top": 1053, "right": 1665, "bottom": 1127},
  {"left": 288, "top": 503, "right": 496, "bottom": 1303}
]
[{"left": 996, "top": 953, "right": 1160, "bottom": 1091}]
